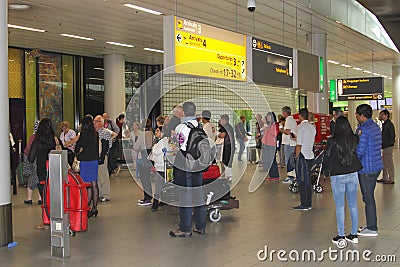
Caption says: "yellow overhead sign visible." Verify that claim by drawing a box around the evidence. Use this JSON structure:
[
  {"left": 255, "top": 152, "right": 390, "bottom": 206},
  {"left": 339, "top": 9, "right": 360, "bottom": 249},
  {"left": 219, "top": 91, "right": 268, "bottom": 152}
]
[{"left": 174, "top": 16, "right": 247, "bottom": 81}]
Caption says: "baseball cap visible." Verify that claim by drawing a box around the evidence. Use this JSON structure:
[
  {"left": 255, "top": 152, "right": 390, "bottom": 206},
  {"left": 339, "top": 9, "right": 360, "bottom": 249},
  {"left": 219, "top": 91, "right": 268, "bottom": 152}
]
[{"left": 201, "top": 110, "right": 211, "bottom": 119}]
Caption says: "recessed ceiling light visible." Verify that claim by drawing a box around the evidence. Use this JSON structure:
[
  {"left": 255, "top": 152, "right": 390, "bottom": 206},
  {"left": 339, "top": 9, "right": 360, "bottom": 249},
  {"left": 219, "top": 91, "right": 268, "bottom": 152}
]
[
  {"left": 363, "top": 70, "right": 372, "bottom": 74},
  {"left": 352, "top": 67, "right": 362, "bottom": 71},
  {"left": 8, "top": 24, "right": 46, "bottom": 32},
  {"left": 144, "top": 47, "right": 164, "bottom": 53},
  {"left": 341, "top": 64, "right": 351, "bottom": 68},
  {"left": 106, "top": 41, "right": 135, "bottom": 48},
  {"left": 9, "top": 4, "right": 31, "bottom": 11},
  {"left": 123, "top": 4, "right": 163, "bottom": 15},
  {"left": 327, "top": 60, "right": 339, "bottom": 64},
  {"left": 60, "top": 33, "right": 94, "bottom": 41},
  {"left": 373, "top": 73, "right": 380, "bottom": 76}
]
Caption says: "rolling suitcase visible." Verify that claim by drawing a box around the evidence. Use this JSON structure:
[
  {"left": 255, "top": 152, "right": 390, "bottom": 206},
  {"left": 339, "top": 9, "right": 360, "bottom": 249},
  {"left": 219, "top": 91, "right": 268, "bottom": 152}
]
[{"left": 247, "top": 146, "right": 257, "bottom": 163}]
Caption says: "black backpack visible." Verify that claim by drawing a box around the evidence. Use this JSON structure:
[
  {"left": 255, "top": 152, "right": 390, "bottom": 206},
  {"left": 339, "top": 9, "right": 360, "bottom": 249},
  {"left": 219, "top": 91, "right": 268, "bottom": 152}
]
[{"left": 185, "top": 122, "right": 214, "bottom": 172}]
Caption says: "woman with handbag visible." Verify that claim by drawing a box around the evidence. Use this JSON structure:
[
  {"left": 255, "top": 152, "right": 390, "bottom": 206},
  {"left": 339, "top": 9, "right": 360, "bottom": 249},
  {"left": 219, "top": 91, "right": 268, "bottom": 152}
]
[
  {"left": 23, "top": 121, "right": 42, "bottom": 205},
  {"left": 133, "top": 119, "right": 154, "bottom": 206},
  {"left": 75, "top": 115, "right": 100, "bottom": 218},
  {"left": 322, "top": 116, "right": 363, "bottom": 245},
  {"left": 28, "top": 118, "right": 63, "bottom": 229}
]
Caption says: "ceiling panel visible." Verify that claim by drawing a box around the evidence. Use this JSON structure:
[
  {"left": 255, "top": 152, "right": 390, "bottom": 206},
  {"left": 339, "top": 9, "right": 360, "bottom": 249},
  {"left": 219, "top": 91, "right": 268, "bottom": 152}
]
[{"left": 7, "top": 0, "right": 400, "bottom": 90}]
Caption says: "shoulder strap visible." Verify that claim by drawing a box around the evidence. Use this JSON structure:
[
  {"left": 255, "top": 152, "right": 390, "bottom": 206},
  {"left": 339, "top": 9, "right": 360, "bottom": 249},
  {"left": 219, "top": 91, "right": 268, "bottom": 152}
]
[{"left": 185, "top": 122, "right": 196, "bottom": 129}]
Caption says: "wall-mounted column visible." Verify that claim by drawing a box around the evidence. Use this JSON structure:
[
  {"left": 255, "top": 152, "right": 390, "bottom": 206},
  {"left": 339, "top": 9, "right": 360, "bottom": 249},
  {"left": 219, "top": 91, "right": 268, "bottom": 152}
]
[
  {"left": 104, "top": 54, "right": 125, "bottom": 120},
  {"left": 392, "top": 65, "right": 400, "bottom": 147},
  {"left": 0, "top": 0, "right": 13, "bottom": 247},
  {"left": 306, "top": 33, "right": 329, "bottom": 114}
]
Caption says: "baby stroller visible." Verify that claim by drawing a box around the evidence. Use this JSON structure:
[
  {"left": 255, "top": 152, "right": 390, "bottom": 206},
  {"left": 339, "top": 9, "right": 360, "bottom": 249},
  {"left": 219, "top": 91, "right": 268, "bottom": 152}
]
[{"left": 288, "top": 142, "right": 326, "bottom": 194}]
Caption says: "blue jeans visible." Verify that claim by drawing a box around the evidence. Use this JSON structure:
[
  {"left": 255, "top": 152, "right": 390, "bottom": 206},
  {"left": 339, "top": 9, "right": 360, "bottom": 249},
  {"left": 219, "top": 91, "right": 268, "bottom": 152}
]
[
  {"left": 175, "top": 168, "right": 206, "bottom": 232},
  {"left": 358, "top": 171, "right": 380, "bottom": 231},
  {"left": 237, "top": 139, "right": 245, "bottom": 161},
  {"left": 330, "top": 172, "right": 359, "bottom": 236},
  {"left": 283, "top": 145, "right": 295, "bottom": 167}
]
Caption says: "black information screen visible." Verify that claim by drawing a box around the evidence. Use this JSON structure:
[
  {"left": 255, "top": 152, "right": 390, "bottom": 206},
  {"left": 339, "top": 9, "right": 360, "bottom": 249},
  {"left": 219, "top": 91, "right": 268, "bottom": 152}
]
[
  {"left": 337, "top": 77, "right": 383, "bottom": 101},
  {"left": 252, "top": 38, "right": 293, "bottom": 87}
]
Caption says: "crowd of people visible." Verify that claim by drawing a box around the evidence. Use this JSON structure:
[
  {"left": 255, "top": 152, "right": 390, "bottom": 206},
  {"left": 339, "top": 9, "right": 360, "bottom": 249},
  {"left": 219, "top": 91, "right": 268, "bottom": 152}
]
[{"left": 18, "top": 102, "right": 395, "bottom": 244}]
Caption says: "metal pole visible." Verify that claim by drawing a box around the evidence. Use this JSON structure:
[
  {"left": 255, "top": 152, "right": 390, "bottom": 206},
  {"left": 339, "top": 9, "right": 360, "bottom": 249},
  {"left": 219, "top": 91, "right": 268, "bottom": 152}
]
[
  {"left": 0, "top": 0, "right": 13, "bottom": 248},
  {"left": 49, "top": 150, "right": 70, "bottom": 258}
]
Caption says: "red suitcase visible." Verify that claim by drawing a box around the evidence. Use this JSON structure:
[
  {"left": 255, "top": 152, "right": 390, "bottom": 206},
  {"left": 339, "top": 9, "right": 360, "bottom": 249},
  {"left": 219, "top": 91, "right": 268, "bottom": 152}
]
[{"left": 202, "top": 164, "right": 221, "bottom": 179}]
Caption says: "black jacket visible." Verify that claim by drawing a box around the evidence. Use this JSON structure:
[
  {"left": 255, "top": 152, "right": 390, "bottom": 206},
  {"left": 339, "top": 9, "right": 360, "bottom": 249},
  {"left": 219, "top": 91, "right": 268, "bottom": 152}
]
[
  {"left": 322, "top": 137, "right": 363, "bottom": 177},
  {"left": 382, "top": 119, "right": 395, "bottom": 149}
]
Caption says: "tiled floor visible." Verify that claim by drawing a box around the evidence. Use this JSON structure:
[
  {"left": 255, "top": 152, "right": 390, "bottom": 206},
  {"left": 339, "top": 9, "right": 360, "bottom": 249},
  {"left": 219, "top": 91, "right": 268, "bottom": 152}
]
[{"left": 1, "top": 150, "right": 400, "bottom": 266}]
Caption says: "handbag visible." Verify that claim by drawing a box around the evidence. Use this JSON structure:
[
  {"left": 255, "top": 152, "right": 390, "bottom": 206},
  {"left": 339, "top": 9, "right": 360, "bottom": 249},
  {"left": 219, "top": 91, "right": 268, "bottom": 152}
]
[{"left": 71, "top": 157, "right": 80, "bottom": 173}]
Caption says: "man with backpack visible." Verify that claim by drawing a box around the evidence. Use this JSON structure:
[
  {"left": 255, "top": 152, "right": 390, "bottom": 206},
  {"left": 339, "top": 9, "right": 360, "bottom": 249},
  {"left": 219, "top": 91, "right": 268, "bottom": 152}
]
[{"left": 169, "top": 101, "right": 211, "bottom": 237}]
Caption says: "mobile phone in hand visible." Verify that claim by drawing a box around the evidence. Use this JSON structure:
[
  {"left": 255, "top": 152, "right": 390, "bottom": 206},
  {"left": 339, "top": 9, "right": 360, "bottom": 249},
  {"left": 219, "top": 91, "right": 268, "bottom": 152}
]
[{"left": 290, "top": 132, "right": 295, "bottom": 138}]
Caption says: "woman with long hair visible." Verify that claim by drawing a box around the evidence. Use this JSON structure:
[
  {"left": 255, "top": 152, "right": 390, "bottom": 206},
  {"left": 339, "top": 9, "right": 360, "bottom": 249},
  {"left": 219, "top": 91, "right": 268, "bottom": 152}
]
[
  {"left": 75, "top": 115, "right": 100, "bottom": 217},
  {"left": 260, "top": 112, "right": 279, "bottom": 180},
  {"left": 24, "top": 121, "right": 42, "bottom": 205},
  {"left": 133, "top": 119, "right": 154, "bottom": 206},
  {"left": 28, "top": 118, "right": 63, "bottom": 229},
  {"left": 322, "top": 116, "right": 363, "bottom": 245}
]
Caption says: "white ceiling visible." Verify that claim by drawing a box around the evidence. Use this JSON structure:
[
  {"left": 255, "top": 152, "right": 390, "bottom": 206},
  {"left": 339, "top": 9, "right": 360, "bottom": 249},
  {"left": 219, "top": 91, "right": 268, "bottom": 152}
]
[{"left": 7, "top": 0, "right": 400, "bottom": 94}]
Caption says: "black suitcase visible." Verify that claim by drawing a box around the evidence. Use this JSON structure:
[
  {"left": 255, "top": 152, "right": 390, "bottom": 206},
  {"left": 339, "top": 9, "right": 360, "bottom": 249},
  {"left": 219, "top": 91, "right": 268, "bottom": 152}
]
[{"left": 247, "top": 146, "right": 257, "bottom": 163}]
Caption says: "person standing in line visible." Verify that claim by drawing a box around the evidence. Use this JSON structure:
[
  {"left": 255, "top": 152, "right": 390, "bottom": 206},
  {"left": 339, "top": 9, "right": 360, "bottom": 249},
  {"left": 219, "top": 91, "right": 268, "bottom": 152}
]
[
  {"left": 281, "top": 106, "right": 297, "bottom": 183},
  {"left": 93, "top": 115, "right": 117, "bottom": 203},
  {"left": 75, "top": 115, "right": 100, "bottom": 218},
  {"left": 59, "top": 121, "right": 76, "bottom": 167},
  {"left": 28, "top": 118, "right": 63, "bottom": 229},
  {"left": 164, "top": 105, "right": 183, "bottom": 138},
  {"left": 133, "top": 119, "right": 154, "bottom": 206},
  {"left": 277, "top": 116, "right": 285, "bottom": 167},
  {"left": 149, "top": 126, "right": 170, "bottom": 211},
  {"left": 260, "top": 112, "right": 279, "bottom": 181},
  {"left": 218, "top": 114, "right": 235, "bottom": 181},
  {"left": 235, "top": 115, "right": 248, "bottom": 162},
  {"left": 292, "top": 108, "right": 316, "bottom": 211},
  {"left": 255, "top": 114, "right": 263, "bottom": 166},
  {"left": 377, "top": 109, "right": 395, "bottom": 184},
  {"left": 323, "top": 116, "right": 363, "bottom": 245},
  {"left": 129, "top": 121, "right": 141, "bottom": 179},
  {"left": 355, "top": 104, "right": 383, "bottom": 237},
  {"left": 201, "top": 110, "right": 216, "bottom": 142},
  {"left": 23, "top": 121, "right": 42, "bottom": 205},
  {"left": 103, "top": 112, "right": 120, "bottom": 176},
  {"left": 329, "top": 109, "right": 344, "bottom": 136},
  {"left": 169, "top": 101, "right": 206, "bottom": 237}
]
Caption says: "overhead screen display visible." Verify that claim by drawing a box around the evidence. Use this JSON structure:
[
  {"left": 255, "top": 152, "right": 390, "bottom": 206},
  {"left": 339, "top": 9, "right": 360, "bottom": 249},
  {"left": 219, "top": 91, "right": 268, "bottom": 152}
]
[
  {"left": 167, "top": 16, "right": 247, "bottom": 81},
  {"left": 294, "top": 50, "right": 320, "bottom": 92},
  {"left": 337, "top": 77, "right": 383, "bottom": 101},
  {"left": 251, "top": 38, "right": 293, "bottom": 87}
]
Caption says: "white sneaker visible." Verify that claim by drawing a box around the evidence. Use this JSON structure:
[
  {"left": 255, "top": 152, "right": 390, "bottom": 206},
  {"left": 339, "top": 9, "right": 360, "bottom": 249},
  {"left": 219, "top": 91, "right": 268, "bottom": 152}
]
[{"left": 282, "top": 177, "right": 292, "bottom": 184}]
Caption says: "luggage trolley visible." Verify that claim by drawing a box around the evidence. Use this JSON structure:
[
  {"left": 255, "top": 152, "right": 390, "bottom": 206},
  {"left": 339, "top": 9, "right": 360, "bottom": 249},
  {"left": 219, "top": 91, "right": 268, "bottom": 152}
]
[{"left": 203, "top": 164, "right": 239, "bottom": 222}]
